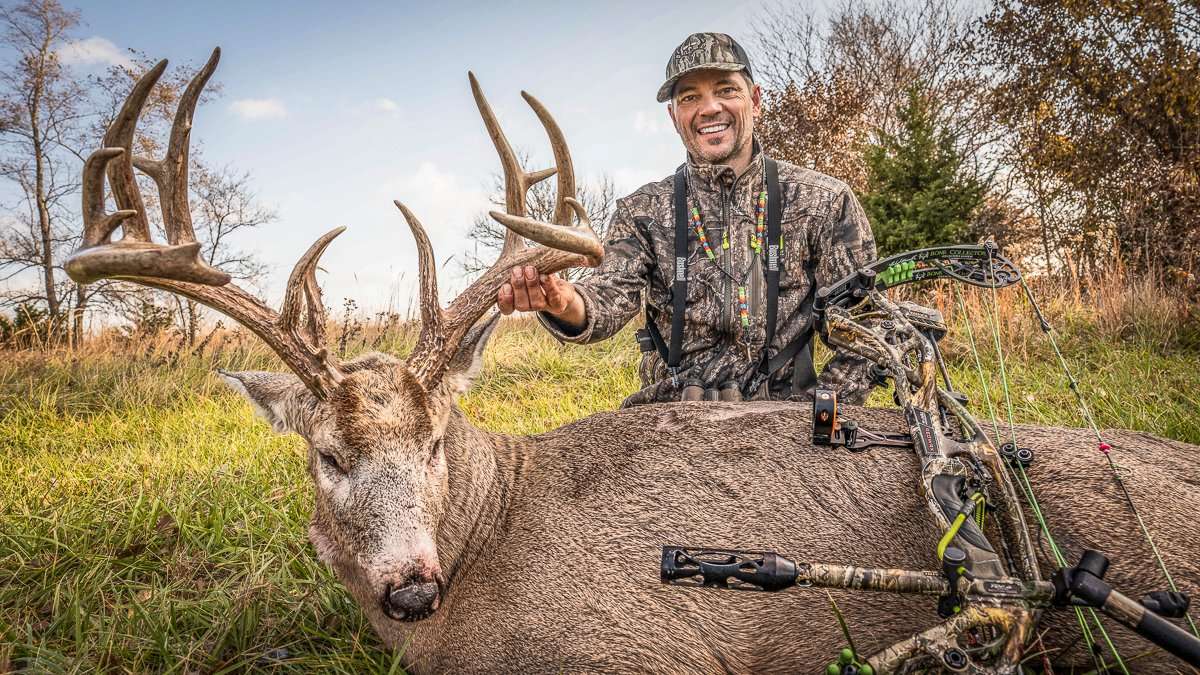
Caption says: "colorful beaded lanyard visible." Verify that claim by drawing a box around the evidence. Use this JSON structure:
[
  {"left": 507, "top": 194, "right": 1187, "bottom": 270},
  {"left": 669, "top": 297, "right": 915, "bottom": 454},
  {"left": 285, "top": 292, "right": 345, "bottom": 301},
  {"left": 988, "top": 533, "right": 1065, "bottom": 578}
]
[{"left": 691, "top": 190, "right": 769, "bottom": 328}]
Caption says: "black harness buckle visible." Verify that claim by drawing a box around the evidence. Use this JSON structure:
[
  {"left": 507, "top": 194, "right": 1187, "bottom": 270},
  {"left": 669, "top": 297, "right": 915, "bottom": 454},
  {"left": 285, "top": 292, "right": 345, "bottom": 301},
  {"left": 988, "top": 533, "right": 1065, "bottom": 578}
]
[{"left": 634, "top": 327, "right": 655, "bottom": 354}]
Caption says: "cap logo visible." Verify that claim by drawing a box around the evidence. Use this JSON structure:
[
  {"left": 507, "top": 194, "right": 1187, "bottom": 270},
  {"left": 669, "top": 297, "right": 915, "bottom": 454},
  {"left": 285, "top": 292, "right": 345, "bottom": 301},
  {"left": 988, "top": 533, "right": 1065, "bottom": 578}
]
[{"left": 674, "top": 36, "right": 710, "bottom": 71}]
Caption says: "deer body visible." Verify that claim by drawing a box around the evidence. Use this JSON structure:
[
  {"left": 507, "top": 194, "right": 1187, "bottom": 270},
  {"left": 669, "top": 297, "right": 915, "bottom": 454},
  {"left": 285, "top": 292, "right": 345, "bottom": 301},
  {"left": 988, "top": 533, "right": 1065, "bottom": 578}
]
[{"left": 301, "top": 369, "right": 1199, "bottom": 674}]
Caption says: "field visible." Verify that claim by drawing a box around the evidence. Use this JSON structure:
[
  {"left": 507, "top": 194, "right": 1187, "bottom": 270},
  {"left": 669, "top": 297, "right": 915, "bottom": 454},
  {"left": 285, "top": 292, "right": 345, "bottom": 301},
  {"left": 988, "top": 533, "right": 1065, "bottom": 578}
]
[{"left": 2, "top": 277, "right": 1198, "bottom": 673}]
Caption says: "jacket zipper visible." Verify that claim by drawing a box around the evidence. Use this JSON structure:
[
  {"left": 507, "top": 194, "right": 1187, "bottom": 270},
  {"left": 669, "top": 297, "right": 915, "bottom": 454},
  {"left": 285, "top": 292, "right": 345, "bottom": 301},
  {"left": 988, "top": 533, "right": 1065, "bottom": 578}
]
[
  {"left": 721, "top": 183, "right": 733, "bottom": 334},
  {"left": 724, "top": 165, "right": 758, "bottom": 337}
]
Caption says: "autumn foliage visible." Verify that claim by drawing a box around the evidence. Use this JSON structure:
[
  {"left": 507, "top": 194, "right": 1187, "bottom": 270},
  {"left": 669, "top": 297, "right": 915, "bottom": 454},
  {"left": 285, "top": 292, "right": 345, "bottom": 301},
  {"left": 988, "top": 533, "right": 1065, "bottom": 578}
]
[{"left": 755, "top": 0, "right": 1200, "bottom": 282}]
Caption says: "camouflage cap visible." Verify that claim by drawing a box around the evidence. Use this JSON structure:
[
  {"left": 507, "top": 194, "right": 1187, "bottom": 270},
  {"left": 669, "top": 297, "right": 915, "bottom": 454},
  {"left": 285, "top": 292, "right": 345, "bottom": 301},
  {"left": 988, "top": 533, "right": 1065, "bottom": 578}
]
[{"left": 656, "top": 32, "right": 754, "bottom": 103}]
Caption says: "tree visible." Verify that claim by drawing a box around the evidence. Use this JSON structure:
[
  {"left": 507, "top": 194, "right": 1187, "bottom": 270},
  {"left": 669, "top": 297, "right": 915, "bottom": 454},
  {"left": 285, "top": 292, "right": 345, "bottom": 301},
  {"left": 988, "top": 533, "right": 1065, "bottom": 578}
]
[
  {"left": 860, "top": 85, "right": 986, "bottom": 256},
  {"left": 980, "top": 0, "right": 1200, "bottom": 276},
  {"left": 752, "top": 0, "right": 998, "bottom": 192},
  {"left": 0, "top": 301, "right": 51, "bottom": 347},
  {"left": 463, "top": 151, "right": 615, "bottom": 280},
  {"left": 0, "top": 8, "right": 248, "bottom": 347},
  {"left": 0, "top": 0, "right": 88, "bottom": 343},
  {"left": 176, "top": 158, "right": 274, "bottom": 343},
  {"left": 757, "top": 74, "right": 871, "bottom": 192}
]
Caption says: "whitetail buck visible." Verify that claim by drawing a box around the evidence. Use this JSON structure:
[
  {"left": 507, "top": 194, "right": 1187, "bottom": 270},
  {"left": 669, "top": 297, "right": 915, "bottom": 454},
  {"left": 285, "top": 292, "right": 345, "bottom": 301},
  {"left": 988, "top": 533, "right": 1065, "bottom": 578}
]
[{"left": 67, "top": 49, "right": 1199, "bottom": 673}]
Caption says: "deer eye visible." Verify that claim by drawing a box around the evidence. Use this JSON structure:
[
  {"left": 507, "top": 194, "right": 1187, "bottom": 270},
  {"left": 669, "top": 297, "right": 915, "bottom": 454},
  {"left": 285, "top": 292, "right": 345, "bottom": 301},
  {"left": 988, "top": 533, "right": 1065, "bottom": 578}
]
[{"left": 317, "top": 450, "right": 346, "bottom": 475}]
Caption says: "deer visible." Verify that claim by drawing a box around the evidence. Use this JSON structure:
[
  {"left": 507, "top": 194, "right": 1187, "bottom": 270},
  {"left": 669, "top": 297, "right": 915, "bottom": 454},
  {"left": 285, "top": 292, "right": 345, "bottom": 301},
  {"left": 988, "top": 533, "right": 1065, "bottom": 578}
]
[{"left": 66, "top": 48, "right": 1200, "bottom": 673}]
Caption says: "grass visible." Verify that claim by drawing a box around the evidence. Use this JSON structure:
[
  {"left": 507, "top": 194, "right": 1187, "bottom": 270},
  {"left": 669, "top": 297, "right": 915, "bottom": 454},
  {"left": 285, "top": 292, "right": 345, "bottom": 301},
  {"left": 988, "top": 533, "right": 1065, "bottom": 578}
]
[{"left": 1, "top": 276, "right": 1198, "bottom": 673}]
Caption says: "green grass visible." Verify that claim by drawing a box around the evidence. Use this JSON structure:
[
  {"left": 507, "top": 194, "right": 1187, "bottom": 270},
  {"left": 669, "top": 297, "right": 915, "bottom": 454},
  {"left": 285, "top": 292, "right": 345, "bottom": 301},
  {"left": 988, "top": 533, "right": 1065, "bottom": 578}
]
[{"left": 2, "top": 298, "right": 1197, "bottom": 672}]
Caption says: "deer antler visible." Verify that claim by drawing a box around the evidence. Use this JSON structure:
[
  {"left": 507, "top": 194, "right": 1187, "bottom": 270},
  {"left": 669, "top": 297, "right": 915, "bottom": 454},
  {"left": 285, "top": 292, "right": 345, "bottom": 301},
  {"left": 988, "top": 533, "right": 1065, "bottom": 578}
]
[
  {"left": 395, "top": 73, "right": 603, "bottom": 389},
  {"left": 65, "top": 48, "right": 345, "bottom": 399}
]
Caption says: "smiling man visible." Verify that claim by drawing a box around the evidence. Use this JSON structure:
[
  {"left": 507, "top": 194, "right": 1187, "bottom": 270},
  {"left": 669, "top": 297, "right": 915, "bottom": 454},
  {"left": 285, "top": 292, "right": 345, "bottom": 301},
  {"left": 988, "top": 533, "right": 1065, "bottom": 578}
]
[{"left": 498, "top": 32, "right": 878, "bottom": 407}]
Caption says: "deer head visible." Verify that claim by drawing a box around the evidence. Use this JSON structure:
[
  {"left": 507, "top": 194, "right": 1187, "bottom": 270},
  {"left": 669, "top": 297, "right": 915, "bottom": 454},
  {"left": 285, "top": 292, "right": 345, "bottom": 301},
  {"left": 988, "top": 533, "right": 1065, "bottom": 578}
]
[{"left": 66, "top": 49, "right": 602, "bottom": 623}]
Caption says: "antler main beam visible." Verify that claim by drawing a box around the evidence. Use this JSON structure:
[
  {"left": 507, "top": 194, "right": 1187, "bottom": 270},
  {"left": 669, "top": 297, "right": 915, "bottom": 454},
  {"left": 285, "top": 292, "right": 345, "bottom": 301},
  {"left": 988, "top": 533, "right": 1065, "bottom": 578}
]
[
  {"left": 65, "top": 48, "right": 345, "bottom": 399},
  {"left": 397, "top": 73, "right": 603, "bottom": 389}
]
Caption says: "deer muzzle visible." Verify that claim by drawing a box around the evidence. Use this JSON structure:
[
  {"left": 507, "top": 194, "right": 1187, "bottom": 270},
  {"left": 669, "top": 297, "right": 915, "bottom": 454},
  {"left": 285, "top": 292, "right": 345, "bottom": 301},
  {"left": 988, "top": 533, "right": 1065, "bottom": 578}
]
[{"left": 382, "top": 578, "right": 442, "bottom": 622}]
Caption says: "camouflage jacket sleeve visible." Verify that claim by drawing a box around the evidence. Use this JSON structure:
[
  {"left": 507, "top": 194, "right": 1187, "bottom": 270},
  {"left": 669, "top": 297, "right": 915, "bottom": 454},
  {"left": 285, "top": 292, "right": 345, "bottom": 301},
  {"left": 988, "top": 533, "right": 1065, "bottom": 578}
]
[
  {"left": 537, "top": 198, "right": 651, "bottom": 344},
  {"left": 813, "top": 186, "right": 878, "bottom": 405}
]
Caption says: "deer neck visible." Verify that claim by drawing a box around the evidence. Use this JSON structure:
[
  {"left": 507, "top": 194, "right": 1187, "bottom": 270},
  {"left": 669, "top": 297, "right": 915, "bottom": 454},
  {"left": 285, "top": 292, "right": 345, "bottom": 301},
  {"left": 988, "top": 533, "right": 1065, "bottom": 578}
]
[{"left": 435, "top": 406, "right": 517, "bottom": 586}]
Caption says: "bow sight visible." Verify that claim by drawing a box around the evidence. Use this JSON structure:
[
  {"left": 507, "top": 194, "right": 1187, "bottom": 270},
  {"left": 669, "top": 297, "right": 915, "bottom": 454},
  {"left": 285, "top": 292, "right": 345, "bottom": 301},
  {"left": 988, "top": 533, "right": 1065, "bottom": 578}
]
[{"left": 660, "top": 243, "right": 1199, "bottom": 672}]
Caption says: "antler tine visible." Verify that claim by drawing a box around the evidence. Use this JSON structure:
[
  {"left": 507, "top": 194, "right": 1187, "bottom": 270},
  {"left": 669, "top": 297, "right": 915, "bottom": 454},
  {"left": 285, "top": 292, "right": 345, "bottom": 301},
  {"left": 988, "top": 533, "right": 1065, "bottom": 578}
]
[
  {"left": 301, "top": 252, "right": 331, "bottom": 350},
  {"left": 102, "top": 59, "right": 167, "bottom": 243},
  {"left": 393, "top": 201, "right": 443, "bottom": 337},
  {"left": 521, "top": 90, "right": 575, "bottom": 227},
  {"left": 483, "top": 88, "right": 601, "bottom": 265},
  {"left": 70, "top": 55, "right": 229, "bottom": 286},
  {"left": 279, "top": 227, "right": 344, "bottom": 343},
  {"left": 468, "top": 72, "right": 559, "bottom": 259},
  {"left": 67, "top": 48, "right": 346, "bottom": 400},
  {"left": 81, "top": 148, "right": 137, "bottom": 250},
  {"left": 132, "top": 47, "right": 221, "bottom": 246},
  {"left": 487, "top": 203, "right": 601, "bottom": 266}
]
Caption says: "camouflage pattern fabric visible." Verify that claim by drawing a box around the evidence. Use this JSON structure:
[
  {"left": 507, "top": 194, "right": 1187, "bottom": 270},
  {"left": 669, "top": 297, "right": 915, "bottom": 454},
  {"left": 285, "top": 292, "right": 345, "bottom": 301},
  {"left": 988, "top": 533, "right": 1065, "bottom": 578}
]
[
  {"left": 539, "top": 143, "right": 878, "bottom": 407},
  {"left": 656, "top": 32, "right": 754, "bottom": 103}
]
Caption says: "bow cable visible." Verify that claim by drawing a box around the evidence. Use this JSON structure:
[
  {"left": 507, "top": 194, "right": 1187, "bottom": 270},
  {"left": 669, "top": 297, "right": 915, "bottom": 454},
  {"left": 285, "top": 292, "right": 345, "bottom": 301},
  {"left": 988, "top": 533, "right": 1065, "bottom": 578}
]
[
  {"left": 953, "top": 288, "right": 1001, "bottom": 445},
  {"left": 954, "top": 277, "right": 1113, "bottom": 672},
  {"left": 1016, "top": 277, "right": 1200, "bottom": 639},
  {"left": 949, "top": 246, "right": 1128, "bottom": 672}
]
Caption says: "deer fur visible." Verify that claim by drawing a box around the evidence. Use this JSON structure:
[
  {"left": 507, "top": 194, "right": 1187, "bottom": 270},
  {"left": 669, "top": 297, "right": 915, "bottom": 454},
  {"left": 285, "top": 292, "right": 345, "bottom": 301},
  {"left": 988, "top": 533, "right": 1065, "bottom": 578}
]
[{"left": 220, "top": 316, "right": 1200, "bottom": 674}]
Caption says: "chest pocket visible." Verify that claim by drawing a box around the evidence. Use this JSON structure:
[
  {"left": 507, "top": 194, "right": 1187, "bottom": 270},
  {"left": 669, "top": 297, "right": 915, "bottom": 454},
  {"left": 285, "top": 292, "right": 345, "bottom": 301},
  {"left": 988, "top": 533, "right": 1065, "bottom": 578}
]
[
  {"left": 643, "top": 216, "right": 727, "bottom": 314},
  {"left": 682, "top": 245, "right": 727, "bottom": 325},
  {"left": 780, "top": 213, "right": 818, "bottom": 294}
]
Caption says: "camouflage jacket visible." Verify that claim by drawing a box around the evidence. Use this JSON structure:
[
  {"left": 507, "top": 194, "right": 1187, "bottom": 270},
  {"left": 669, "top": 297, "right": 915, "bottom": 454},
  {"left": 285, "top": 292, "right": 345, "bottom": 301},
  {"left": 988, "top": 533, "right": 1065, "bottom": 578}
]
[{"left": 540, "top": 144, "right": 878, "bottom": 407}]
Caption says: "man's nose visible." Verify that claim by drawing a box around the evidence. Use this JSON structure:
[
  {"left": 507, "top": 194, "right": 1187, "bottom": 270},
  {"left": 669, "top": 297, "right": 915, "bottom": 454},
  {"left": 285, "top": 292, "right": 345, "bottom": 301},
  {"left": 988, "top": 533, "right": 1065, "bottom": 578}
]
[{"left": 697, "top": 93, "right": 723, "bottom": 117}]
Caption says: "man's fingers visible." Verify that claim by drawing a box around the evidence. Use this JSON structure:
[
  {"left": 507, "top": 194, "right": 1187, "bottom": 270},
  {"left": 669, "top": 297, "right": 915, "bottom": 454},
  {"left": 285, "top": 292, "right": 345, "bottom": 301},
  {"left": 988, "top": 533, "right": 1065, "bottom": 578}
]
[
  {"left": 510, "top": 266, "right": 532, "bottom": 310},
  {"left": 523, "top": 266, "right": 547, "bottom": 311},
  {"left": 527, "top": 289, "right": 547, "bottom": 311},
  {"left": 542, "top": 274, "right": 572, "bottom": 314},
  {"left": 506, "top": 266, "right": 567, "bottom": 313},
  {"left": 497, "top": 282, "right": 515, "bottom": 314}
]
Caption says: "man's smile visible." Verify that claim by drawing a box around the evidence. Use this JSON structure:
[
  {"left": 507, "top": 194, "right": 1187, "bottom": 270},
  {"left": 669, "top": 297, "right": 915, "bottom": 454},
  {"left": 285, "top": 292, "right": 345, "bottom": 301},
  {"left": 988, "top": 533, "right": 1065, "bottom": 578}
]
[{"left": 698, "top": 122, "right": 731, "bottom": 136}]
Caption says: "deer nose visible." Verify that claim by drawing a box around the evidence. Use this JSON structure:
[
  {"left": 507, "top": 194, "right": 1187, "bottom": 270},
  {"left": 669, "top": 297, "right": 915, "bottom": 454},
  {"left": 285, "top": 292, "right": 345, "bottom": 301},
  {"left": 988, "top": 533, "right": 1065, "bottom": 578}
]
[{"left": 382, "top": 580, "right": 441, "bottom": 621}]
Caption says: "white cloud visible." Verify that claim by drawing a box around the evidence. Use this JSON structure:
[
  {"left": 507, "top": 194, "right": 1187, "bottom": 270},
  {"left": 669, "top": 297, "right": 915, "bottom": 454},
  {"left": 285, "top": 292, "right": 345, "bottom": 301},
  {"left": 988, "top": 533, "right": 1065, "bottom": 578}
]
[
  {"left": 377, "top": 162, "right": 495, "bottom": 294},
  {"left": 230, "top": 98, "right": 288, "bottom": 120},
  {"left": 634, "top": 109, "right": 670, "bottom": 135},
  {"left": 379, "top": 162, "right": 490, "bottom": 241},
  {"left": 56, "top": 36, "right": 130, "bottom": 68},
  {"left": 374, "top": 98, "right": 400, "bottom": 113},
  {"left": 613, "top": 167, "right": 662, "bottom": 194}
]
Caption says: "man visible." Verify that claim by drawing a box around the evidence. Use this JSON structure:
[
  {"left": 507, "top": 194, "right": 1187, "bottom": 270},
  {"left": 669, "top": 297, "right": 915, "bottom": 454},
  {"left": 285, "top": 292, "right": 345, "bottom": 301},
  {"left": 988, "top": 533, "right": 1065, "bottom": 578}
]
[{"left": 497, "top": 32, "right": 877, "bottom": 407}]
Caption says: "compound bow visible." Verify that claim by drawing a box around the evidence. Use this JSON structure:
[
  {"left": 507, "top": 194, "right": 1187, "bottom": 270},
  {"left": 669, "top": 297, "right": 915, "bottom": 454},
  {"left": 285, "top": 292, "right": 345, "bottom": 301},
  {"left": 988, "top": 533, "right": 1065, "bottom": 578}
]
[{"left": 660, "top": 243, "right": 1199, "bottom": 672}]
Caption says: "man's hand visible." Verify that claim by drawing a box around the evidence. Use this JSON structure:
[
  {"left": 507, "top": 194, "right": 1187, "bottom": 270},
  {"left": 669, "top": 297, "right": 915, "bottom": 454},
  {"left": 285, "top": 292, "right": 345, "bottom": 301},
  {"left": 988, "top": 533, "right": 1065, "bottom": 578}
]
[{"left": 498, "top": 265, "right": 586, "bottom": 330}]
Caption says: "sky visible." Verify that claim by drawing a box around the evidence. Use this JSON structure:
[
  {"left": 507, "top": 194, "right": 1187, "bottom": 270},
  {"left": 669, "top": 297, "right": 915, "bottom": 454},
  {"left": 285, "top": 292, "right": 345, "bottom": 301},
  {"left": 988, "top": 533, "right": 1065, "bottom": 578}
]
[{"left": 10, "top": 0, "right": 784, "bottom": 316}]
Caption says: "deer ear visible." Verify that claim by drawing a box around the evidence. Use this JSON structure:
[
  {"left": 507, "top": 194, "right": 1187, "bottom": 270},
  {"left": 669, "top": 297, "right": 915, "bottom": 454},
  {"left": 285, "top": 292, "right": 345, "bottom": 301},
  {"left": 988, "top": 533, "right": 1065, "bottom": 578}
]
[
  {"left": 443, "top": 312, "right": 501, "bottom": 398},
  {"left": 217, "top": 370, "right": 308, "bottom": 434}
]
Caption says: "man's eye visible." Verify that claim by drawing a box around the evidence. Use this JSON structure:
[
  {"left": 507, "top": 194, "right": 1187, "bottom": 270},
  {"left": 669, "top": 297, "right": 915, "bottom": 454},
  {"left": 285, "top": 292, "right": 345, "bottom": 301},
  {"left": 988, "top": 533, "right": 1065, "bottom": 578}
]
[{"left": 318, "top": 451, "right": 345, "bottom": 474}]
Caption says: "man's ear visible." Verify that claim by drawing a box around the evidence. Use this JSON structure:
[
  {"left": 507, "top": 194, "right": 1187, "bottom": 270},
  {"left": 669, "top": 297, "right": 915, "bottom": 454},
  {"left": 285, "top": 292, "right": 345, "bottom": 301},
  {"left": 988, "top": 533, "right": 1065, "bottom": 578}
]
[
  {"left": 443, "top": 312, "right": 501, "bottom": 399},
  {"left": 667, "top": 102, "right": 681, "bottom": 134},
  {"left": 217, "top": 369, "right": 308, "bottom": 434}
]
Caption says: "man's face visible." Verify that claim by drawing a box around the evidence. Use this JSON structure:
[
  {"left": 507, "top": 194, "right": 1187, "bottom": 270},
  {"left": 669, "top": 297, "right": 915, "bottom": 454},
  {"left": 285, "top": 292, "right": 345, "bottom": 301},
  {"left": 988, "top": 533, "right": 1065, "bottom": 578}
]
[{"left": 668, "top": 69, "right": 762, "bottom": 169}]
